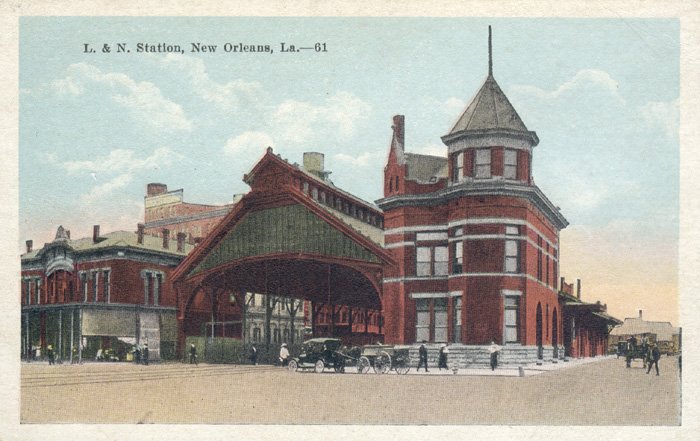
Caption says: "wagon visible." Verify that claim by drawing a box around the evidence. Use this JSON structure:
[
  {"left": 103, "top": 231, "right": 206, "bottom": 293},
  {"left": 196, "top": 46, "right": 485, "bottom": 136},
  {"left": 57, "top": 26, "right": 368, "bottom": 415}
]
[
  {"left": 356, "top": 344, "right": 411, "bottom": 375},
  {"left": 288, "top": 338, "right": 347, "bottom": 373}
]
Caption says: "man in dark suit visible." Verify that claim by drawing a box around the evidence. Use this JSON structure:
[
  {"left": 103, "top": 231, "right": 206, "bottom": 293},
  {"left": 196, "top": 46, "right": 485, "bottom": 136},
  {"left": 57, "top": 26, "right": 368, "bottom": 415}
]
[
  {"left": 646, "top": 343, "right": 661, "bottom": 376},
  {"left": 189, "top": 343, "right": 198, "bottom": 365},
  {"left": 417, "top": 341, "right": 428, "bottom": 372}
]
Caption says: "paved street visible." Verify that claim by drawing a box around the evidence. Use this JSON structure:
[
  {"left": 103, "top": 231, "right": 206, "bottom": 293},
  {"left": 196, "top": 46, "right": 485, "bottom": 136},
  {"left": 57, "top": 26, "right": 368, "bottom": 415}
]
[{"left": 21, "top": 355, "right": 680, "bottom": 425}]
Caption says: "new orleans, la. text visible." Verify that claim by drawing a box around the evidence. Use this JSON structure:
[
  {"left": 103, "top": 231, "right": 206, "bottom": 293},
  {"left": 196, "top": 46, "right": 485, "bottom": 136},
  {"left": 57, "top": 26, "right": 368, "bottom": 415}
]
[{"left": 82, "top": 42, "right": 328, "bottom": 54}]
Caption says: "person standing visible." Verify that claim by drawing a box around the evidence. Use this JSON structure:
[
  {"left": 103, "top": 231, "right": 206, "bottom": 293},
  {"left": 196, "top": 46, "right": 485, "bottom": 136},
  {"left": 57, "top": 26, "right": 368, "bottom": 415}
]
[
  {"left": 279, "top": 343, "right": 289, "bottom": 367},
  {"left": 250, "top": 344, "right": 258, "bottom": 365},
  {"left": 142, "top": 343, "right": 149, "bottom": 366},
  {"left": 47, "top": 345, "right": 55, "bottom": 365},
  {"left": 417, "top": 341, "right": 428, "bottom": 372},
  {"left": 438, "top": 344, "right": 448, "bottom": 371},
  {"left": 489, "top": 341, "right": 502, "bottom": 371},
  {"left": 189, "top": 343, "right": 198, "bottom": 365},
  {"left": 646, "top": 343, "right": 661, "bottom": 376}
]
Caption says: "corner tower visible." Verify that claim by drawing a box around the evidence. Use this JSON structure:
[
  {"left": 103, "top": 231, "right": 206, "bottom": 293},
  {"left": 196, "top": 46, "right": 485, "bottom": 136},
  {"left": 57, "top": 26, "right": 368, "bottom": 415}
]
[
  {"left": 377, "top": 27, "right": 568, "bottom": 363},
  {"left": 442, "top": 26, "right": 537, "bottom": 186}
]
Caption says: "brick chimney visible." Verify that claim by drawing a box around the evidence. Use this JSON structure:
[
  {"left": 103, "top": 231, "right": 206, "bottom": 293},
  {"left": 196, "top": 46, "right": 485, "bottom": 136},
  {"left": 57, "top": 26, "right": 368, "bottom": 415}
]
[
  {"left": 177, "top": 232, "right": 186, "bottom": 252},
  {"left": 147, "top": 183, "right": 168, "bottom": 196},
  {"left": 576, "top": 279, "right": 581, "bottom": 300},
  {"left": 137, "top": 223, "right": 144, "bottom": 245},
  {"left": 392, "top": 114, "right": 405, "bottom": 146},
  {"left": 25, "top": 240, "right": 33, "bottom": 253},
  {"left": 93, "top": 225, "right": 100, "bottom": 243},
  {"left": 162, "top": 228, "right": 170, "bottom": 249},
  {"left": 560, "top": 277, "right": 565, "bottom": 291}
]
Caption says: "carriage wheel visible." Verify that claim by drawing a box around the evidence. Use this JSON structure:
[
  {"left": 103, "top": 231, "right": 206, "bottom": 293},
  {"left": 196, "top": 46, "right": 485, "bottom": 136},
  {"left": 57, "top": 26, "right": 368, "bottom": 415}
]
[
  {"left": 357, "top": 356, "right": 371, "bottom": 374},
  {"left": 395, "top": 363, "right": 410, "bottom": 375},
  {"left": 373, "top": 351, "right": 392, "bottom": 375},
  {"left": 314, "top": 359, "right": 325, "bottom": 373},
  {"left": 288, "top": 359, "right": 299, "bottom": 372},
  {"left": 334, "top": 358, "right": 345, "bottom": 373}
]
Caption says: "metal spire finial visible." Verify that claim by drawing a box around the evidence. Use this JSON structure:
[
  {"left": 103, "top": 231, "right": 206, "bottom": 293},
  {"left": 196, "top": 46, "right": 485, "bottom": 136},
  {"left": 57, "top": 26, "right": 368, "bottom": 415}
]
[{"left": 488, "top": 25, "right": 493, "bottom": 77}]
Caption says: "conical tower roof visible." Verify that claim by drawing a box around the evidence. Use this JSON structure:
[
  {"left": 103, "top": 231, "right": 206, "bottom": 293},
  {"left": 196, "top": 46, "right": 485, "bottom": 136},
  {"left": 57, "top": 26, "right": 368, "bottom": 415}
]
[
  {"left": 442, "top": 26, "right": 538, "bottom": 147},
  {"left": 448, "top": 75, "right": 529, "bottom": 134}
]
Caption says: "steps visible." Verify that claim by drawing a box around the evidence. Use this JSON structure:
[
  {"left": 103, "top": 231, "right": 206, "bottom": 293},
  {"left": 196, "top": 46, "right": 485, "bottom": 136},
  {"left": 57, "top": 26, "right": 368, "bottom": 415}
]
[{"left": 408, "top": 344, "right": 564, "bottom": 368}]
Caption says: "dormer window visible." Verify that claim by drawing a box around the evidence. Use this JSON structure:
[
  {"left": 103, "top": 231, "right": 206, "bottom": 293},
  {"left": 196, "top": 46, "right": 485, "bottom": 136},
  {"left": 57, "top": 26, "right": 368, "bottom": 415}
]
[
  {"left": 504, "top": 149, "right": 517, "bottom": 180},
  {"left": 475, "top": 149, "right": 491, "bottom": 179},
  {"left": 453, "top": 152, "right": 464, "bottom": 183}
]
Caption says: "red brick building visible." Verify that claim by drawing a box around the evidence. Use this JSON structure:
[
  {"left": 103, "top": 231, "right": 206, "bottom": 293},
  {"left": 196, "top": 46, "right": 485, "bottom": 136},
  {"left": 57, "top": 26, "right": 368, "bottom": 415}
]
[
  {"left": 375, "top": 30, "right": 617, "bottom": 362},
  {"left": 143, "top": 183, "right": 238, "bottom": 244},
  {"left": 168, "top": 30, "right": 619, "bottom": 364},
  {"left": 20, "top": 224, "right": 194, "bottom": 362}
]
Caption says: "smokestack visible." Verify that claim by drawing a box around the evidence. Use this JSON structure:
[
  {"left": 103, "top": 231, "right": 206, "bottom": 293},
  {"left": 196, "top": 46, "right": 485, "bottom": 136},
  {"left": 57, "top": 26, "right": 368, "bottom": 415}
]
[
  {"left": 93, "top": 225, "right": 100, "bottom": 243},
  {"left": 137, "top": 224, "right": 144, "bottom": 245},
  {"left": 559, "top": 277, "right": 565, "bottom": 292},
  {"left": 177, "top": 232, "right": 186, "bottom": 252},
  {"left": 25, "top": 240, "right": 33, "bottom": 253},
  {"left": 162, "top": 228, "right": 170, "bottom": 249},
  {"left": 576, "top": 279, "right": 581, "bottom": 300},
  {"left": 65, "top": 230, "right": 70, "bottom": 239},
  {"left": 639, "top": 310, "right": 643, "bottom": 319}
]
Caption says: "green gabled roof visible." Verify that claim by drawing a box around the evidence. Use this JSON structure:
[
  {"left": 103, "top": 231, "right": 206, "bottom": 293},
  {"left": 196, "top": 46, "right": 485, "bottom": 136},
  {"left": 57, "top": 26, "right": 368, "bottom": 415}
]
[{"left": 190, "top": 203, "right": 381, "bottom": 276}]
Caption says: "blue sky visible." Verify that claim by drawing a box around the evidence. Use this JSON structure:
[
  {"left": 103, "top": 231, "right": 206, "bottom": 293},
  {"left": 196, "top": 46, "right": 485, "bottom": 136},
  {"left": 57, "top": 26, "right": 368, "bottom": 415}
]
[{"left": 19, "top": 17, "right": 679, "bottom": 323}]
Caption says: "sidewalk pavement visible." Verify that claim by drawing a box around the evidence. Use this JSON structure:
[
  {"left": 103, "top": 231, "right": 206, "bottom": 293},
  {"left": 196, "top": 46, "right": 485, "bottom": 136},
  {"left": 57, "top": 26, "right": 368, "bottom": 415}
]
[{"left": 338, "top": 354, "right": 615, "bottom": 377}]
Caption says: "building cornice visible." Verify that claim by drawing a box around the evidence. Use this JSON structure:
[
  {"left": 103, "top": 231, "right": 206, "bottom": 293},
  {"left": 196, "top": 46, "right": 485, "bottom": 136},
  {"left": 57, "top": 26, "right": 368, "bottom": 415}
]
[{"left": 376, "top": 181, "right": 568, "bottom": 230}]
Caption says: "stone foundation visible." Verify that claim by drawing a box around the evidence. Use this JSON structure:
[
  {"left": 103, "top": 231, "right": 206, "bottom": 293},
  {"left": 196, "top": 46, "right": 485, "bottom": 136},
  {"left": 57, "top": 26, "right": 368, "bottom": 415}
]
[{"left": 408, "top": 344, "right": 566, "bottom": 367}]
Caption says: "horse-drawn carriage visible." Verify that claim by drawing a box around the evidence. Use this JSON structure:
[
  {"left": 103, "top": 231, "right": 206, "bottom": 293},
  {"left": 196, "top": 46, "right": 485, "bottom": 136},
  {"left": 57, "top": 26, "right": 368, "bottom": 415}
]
[{"left": 355, "top": 344, "right": 411, "bottom": 375}]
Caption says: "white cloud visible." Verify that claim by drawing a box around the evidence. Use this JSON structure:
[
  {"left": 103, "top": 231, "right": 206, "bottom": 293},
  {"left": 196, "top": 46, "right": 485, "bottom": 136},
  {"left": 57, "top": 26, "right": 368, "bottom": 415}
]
[
  {"left": 80, "top": 173, "right": 133, "bottom": 205},
  {"left": 443, "top": 97, "right": 466, "bottom": 115},
  {"left": 161, "top": 54, "right": 264, "bottom": 110},
  {"left": 271, "top": 91, "right": 371, "bottom": 144},
  {"left": 223, "top": 131, "right": 274, "bottom": 157},
  {"left": 51, "top": 63, "right": 192, "bottom": 131},
  {"left": 59, "top": 146, "right": 180, "bottom": 175},
  {"left": 640, "top": 98, "right": 679, "bottom": 139},
  {"left": 333, "top": 151, "right": 384, "bottom": 167},
  {"left": 511, "top": 69, "right": 624, "bottom": 105}
]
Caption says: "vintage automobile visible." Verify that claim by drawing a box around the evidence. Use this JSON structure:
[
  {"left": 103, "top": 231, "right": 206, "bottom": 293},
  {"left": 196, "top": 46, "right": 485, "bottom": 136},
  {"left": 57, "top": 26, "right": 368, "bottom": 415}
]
[{"left": 288, "top": 338, "right": 347, "bottom": 373}]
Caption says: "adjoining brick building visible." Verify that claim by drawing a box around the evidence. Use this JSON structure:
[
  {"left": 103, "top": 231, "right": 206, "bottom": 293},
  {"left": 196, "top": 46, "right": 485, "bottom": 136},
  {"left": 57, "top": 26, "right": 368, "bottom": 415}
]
[
  {"left": 20, "top": 224, "right": 193, "bottom": 362},
  {"left": 143, "top": 183, "right": 239, "bottom": 244}
]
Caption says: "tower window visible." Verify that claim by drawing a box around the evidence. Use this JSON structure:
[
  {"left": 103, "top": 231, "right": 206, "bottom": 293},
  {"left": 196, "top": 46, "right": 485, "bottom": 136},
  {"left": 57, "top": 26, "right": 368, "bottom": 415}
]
[
  {"left": 504, "top": 149, "right": 517, "bottom": 179},
  {"left": 453, "top": 152, "right": 464, "bottom": 182},
  {"left": 475, "top": 149, "right": 491, "bottom": 178}
]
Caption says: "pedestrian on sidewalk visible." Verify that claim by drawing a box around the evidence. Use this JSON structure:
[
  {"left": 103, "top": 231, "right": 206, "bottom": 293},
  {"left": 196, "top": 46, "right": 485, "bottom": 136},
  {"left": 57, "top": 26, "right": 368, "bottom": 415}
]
[
  {"left": 279, "top": 343, "right": 289, "bottom": 367},
  {"left": 646, "top": 343, "right": 661, "bottom": 376},
  {"left": 417, "top": 341, "right": 428, "bottom": 372},
  {"left": 489, "top": 341, "right": 502, "bottom": 371},
  {"left": 47, "top": 345, "right": 55, "bottom": 365},
  {"left": 438, "top": 344, "right": 449, "bottom": 371},
  {"left": 143, "top": 343, "right": 149, "bottom": 365},
  {"left": 189, "top": 343, "right": 198, "bottom": 365},
  {"left": 250, "top": 344, "right": 258, "bottom": 365}
]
